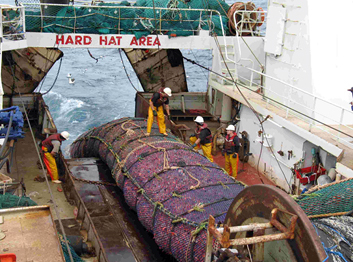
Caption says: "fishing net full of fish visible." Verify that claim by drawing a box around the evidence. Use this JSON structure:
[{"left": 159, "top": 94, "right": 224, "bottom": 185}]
[{"left": 70, "top": 117, "right": 244, "bottom": 262}]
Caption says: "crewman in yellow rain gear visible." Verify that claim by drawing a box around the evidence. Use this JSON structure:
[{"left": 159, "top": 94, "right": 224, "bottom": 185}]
[
  {"left": 146, "top": 87, "right": 172, "bottom": 136},
  {"left": 223, "top": 125, "right": 240, "bottom": 178},
  {"left": 190, "top": 116, "right": 213, "bottom": 162},
  {"left": 42, "top": 131, "right": 69, "bottom": 183}
]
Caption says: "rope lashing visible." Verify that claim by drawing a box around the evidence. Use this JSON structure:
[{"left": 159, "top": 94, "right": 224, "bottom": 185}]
[
  {"left": 182, "top": 168, "right": 201, "bottom": 190},
  {"left": 218, "top": 181, "right": 229, "bottom": 189},
  {"left": 172, "top": 191, "right": 182, "bottom": 198}
]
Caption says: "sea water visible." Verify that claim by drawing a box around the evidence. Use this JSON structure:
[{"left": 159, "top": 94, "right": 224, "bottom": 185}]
[{"left": 3, "top": 0, "right": 267, "bottom": 156}]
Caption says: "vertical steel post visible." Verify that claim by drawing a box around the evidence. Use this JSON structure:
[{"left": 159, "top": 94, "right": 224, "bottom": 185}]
[
  {"left": 21, "top": 6, "right": 26, "bottom": 38},
  {"left": 336, "top": 108, "right": 344, "bottom": 143},
  {"left": 309, "top": 97, "right": 317, "bottom": 132},
  {"left": 286, "top": 86, "right": 292, "bottom": 118},
  {"left": 118, "top": 8, "right": 121, "bottom": 34}
]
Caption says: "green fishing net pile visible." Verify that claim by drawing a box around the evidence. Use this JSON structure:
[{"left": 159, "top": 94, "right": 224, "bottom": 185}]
[
  {"left": 295, "top": 179, "right": 353, "bottom": 217},
  {"left": 0, "top": 193, "right": 37, "bottom": 208},
  {"left": 23, "top": 0, "right": 230, "bottom": 37}
]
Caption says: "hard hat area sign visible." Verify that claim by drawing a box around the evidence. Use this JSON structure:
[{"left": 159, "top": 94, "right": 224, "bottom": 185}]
[{"left": 56, "top": 34, "right": 161, "bottom": 47}]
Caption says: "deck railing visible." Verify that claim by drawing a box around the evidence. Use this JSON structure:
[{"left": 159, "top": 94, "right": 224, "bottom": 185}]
[
  {"left": 219, "top": 8, "right": 353, "bottom": 148},
  {"left": 0, "top": 5, "right": 26, "bottom": 40}
]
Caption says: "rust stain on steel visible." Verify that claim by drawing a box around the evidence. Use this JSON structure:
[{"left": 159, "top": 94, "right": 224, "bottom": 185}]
[
  {"left": 224, "top": 185, "right": 327, "bottom": 262},
  {"left": 230, "top": 232, "right": 289, "bottom": 246}
]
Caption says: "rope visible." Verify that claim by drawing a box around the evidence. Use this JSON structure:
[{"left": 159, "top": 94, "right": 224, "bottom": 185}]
[
  {"left": 121, "top": 119, "right": 143, "bottom": 136},
  {"left": 138, "top": 139, "right": 171, "bottom": 170},
  {"left": 182, "top": 168, "right": 200, "bottom": 190},
  {"left": 72, "top": 134, "right": 202, "bottom": 228},
  {"left": 307, "top": 177, "right": 353, "bottom": 194},
  {"left": 41, "top": 57, "right": 63, "bottom": 95},
  {"left": 308, "top": 211, "right": 353, "bottom": 219}
]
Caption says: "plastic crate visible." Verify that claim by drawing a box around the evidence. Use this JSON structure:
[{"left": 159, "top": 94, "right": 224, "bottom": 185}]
[
  {"left": 295, "top": 165, "right": 326, "bottom": 185},
  {"left": 0, "top": 254, "right": 16, "bottom": 262}
]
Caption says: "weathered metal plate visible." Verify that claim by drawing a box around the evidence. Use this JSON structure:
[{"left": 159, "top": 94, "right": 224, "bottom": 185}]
[
  {"left": 124, "top": 48, "right": 187, "bottom": 93},
  {"left": 0, "top": 205, "right": 64, "bottom": 262},
  {"left": 2, "top": 47, "right": 63, "bottom": 95},
  {"left": 224, "top": 185, "right": 327, "bottom": 262},
  {"left": 64, "top": 158, "right": 175, "bottom": 262}
]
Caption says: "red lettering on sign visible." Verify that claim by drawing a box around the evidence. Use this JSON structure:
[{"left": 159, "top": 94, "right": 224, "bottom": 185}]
[
  {"left": 108, "top": 36, "right": 116, "bottom": 45},
  {"left": 130, "top": 37, "right": 138, "bottom": 45},
  {"left": 75, "top": 36, "right": 82, "bottom": 45},
  {"left": 100, "top": 36, "right": 107, "bottom": 45},
  {"left": 56, "top": 35, "right": 65, "bottom": 45},
  {"left": 153, "top": 37, "right": 160, "bottom": 46},
  {"left": 65, "top": 35, "right": 74, "bottom": 45},
  {"left": 116, "top": 36, "right": 122, "bottom": 45},
  {"left": 139, "top": 37, "right": 146, "bottom": 46},
  {"left": 147, "top": 37, "right": 152, "bottom": 46},
  {"left": 84, "top": 36, "right": 92, "bottom": 45}
]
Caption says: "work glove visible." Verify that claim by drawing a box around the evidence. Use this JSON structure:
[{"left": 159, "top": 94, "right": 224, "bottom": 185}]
[
  {"left": 167, "top": 115, "right": 171, "bottom": 120},
  {"left": 191, "top": 143, "right": 197, "bottom": 148},
  {"left": 51, "top": 152, "right": 58, "bottom": 158},
  {"left": 153, "top": 110, "right": 157, "bottom": 116},
  {"left": 232, "top": 153, "right": 238, "bottom": 159}
]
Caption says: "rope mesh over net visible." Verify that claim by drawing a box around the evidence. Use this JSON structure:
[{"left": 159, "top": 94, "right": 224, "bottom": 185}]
[
  {"left": 70, "top": 117, "right": 244, "bottom": 262},
  {"left": 296, "top": 178, "right": 353, "bottom": 218},
  {"left": 21, "top": 0, "right": 230, "bottom": 37}
]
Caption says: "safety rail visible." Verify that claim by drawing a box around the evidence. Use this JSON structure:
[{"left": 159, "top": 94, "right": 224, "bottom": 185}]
[
  {"left": 20, "top": 2, "right": 227, "bottom": 37},
  {"left": 213, "top": 60, "right": 353, "bottom": 149},
  {"left": 215, "top": 7, "right": 353, "bottom": 149},
  {"left": 41, "top": 102, "right": 57, "bottom": 135},
  {"left": 0, "top": 5, "right": 26, "bottom": 41},
  {"left": 221, "top": 9, "right": 266, "bottom": 94}
]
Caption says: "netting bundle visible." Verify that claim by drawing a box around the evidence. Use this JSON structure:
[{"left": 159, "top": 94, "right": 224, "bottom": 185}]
[
  {"left": 22, "top": 0, "right": 231, "bottom": 37},
  {"left": 70, "top": 117, "right": 244, "bottom": 262},
  {"left": 0, "top": 193, "right": 37, "bottom": 209},
  {"left": 296, "top": 179, "right": 353, "bottom": 217}
]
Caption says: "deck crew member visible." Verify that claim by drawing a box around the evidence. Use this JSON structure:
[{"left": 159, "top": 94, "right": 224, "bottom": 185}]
[
  {"left": 223, "top": 125, "right": 240, "bottom": 178},
  {"left": 146, "top": 87, "right": 172, "bottom": 136},
  {"left": 42, "top": 131, "right": 70, "bottom": 184},
  {"left": 190, "top": 116, "right": 213, "bottom": 162}
]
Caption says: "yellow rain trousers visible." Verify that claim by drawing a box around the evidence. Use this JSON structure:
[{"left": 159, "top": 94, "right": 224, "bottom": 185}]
[
  {"left": 42, "top": 146, "right": 59, "bottom": 180},
  {"left": 225, "top": 153, "right": 238, "bottom": 178},
  {"left": 147, "top": 105, "right": 166, "bottom": 134},
  {"left": 190, "top": 136, "right": 213, "bottom": 162}
]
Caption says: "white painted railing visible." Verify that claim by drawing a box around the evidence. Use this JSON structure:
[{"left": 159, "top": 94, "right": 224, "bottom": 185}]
[{"left": 215, "top": 7, "right": 353, "bottom": 148}]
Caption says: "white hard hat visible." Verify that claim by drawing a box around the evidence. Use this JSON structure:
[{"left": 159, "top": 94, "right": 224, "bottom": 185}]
[
  {"left": 226, "top": 125, "right": 235, "bottom": 131},
  {"left": 60, "top": 131, "right": 70, "bottom": 140},
  {"left": 163, "top": 87, "right": 172, "bottom": 96},
  {"left": 194, "top": 116, "right": 204, "bottom": 124}
]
